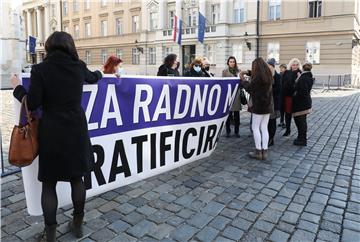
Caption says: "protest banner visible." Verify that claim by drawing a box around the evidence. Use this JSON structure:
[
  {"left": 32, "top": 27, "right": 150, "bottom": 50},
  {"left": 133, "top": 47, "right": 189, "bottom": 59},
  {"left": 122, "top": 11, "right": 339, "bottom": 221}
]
[{"left": 18, "top": 74, "right": 239, "bottom": 215}]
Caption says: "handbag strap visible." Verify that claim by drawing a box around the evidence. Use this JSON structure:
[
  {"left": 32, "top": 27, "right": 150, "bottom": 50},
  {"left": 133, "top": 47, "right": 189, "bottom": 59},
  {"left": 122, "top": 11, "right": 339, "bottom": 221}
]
[{"left": 19, "top": 96, "right": 32, "bottom": 126}]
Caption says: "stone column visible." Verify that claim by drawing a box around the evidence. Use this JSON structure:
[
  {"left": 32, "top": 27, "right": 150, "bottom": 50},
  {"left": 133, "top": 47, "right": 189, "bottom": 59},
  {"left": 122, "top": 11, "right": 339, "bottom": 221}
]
[
  {"left": 44, "top": 3, "right": 50, "bottom": 39},
  {"left": 36, "top": 7, "right": 42, "bottom": 41},
  {"left": 26, "top": 9, "right": 32, "bottom": 37},
  {"left": 175, "top": 0, "right": 182, "bottom": 19},
  {"left": 219, "top": 0, "right": 228, "bottom": 24},
  {"left": 158, "top": 0, "right": 166, "bottom": 29}
]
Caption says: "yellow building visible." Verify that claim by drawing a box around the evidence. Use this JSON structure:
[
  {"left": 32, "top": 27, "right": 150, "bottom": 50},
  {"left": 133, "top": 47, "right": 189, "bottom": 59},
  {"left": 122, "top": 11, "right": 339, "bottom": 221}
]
[{"left": 23, "top": 0, "right": 360, "bottom": 87}]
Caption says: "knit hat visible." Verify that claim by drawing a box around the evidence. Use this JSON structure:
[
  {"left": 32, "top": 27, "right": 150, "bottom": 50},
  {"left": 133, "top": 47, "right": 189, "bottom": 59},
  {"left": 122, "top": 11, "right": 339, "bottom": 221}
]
[{"left": 267, "top": 58, "right": 276, "bottom": 67}]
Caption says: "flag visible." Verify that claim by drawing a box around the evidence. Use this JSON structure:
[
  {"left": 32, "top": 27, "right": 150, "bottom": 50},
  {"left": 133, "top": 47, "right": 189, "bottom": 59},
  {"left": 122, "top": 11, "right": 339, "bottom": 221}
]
[
  {"left": 198, "top": 12, "right": 206, "bottom": 43},
  {"left": 173, "top": 15, "right": 182, "bottom": 45},
  {"left": 29, "top": 36, "right": 36, "bottom": 54}
]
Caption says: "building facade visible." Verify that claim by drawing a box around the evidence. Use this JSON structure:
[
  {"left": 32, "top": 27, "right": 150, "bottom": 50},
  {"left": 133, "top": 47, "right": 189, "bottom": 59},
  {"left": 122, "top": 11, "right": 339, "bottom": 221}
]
[
  {"left": 24, "top": 0, "right": 360, "bottom": 87},
  {"left": 22, "top": 0, "right": 62, "bottom": 63}
]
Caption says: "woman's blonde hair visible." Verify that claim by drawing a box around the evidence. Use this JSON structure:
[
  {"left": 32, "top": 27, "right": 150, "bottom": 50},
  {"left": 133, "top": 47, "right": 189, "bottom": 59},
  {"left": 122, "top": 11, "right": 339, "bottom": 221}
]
[
  {"left": 287, "top": 58, "right": 302, "bottom": 71},
  {"left": 190, "top": 57, "right": 203, "bottom": 69}
]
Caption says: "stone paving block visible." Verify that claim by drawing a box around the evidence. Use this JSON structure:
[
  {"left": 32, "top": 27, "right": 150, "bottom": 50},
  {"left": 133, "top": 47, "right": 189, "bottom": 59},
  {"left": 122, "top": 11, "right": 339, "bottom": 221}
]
[
  {"left": 253, "top": 220, "right": 275, "bottom": 233},
  {"left": 317, "top": 229, "right": 340, "bottom": 241},
  {"left": 195, "top": 226, "right": 219, "bottom": 242},
  {"left": 343, "top": 219, "right": 360, "bottom": 232},
  {"left": 290, "top": 229, "right": 316, "bottom": 242},
  {"left": 169, "top": 224, "right": 198, "bottom": 241},
  {"left": 166, "top": 215, "right": 184, "bottom": 227},
  {"left": 281, "top": 211, "right": 300, "bottom": 225},
  {"left": 108, "top": 219, "right": 131, "bottom": 233},
  {"left": 320, "top": 219, "right": 341, "bottom": 234},
  {"left": 127, "top": 220, "right": 157, "bottom": 238},
  {"left": 90, "top": 227, "right": 117, "bottom": 241},
  {"left": 304, "top": 202, "right": 325, "bottom": 215},
  {"left": 269, "top": 229, "right": 290, "bottom": 242},
  {"left": 245, "top": 199, "right": 268, "bottom": 213},
  {"left": 115, "top": 203, "right": 137, "bottom": 215},
  {"left": 187, "top": 212, "right": 213, "bottom": 229},
  {"left": 220, "top": 208, "right": 239, "bottom": 219},
  {"left": 108, "top": 232, "right": 137, "bottom": 242},
  {"left": 342, "top": 229, "right": 360, "bottom": 242},
  {"left": 222, "top": 226, "right": 244, "bottom": 241},
  {"left": 297, "top": 219, "right": 319, "bottom": 234},
  {"left": 174, "top": 194, "right": 196, "bottom": 207},
  {"left": 209, "top": 215, "right": 231, "bottom": 230},
  {"left": 98, "top": 201, "right": 120, "bottom": 213},
  {"left": 148, "top": 223, "right": 175, "bottom": 240},
  {"left": 201, "top": 201, "right": 225, "bottom": 216},
  {"left": 15, "top": 223, "right": 44, "bottom": 240},
  {"left": 85, "top": 217, "right": 109, "bottom": 230}
]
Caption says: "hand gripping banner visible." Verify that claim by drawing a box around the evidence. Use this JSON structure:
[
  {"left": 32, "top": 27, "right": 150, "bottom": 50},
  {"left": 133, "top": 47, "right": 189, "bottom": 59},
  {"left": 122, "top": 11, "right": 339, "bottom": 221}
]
[{"left": 18, "top": 74, "right": 239, "bottom": 215}]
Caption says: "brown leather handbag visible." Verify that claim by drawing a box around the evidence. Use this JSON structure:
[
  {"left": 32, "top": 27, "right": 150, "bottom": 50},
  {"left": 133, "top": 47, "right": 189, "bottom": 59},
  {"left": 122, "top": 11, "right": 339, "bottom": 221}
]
[{"left": 8, "top": 96, "right": 39, "bottom": 167}]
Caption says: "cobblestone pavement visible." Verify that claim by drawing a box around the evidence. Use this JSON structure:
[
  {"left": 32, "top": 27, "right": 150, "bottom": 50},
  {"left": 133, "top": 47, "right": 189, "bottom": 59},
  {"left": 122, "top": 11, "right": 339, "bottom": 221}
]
[{"left": 1, "top": 89, "right": 360, "bottom": 242}]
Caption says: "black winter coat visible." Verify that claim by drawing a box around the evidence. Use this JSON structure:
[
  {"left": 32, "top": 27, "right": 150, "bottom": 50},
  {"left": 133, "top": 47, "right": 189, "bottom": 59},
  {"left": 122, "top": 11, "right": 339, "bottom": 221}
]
[
  {"left": 242, "top": 77, "right": 273, "bottom": 115},
  {"left": 292, "top": 71, "right": 314, "bottom": 114},
  {"left": 13, "top": 50, "right": 102, "bottom": 182},
  {"left": 273, "top": 71, "right": 282, "bottom": 111},
  {"left": 157, "top": 64, "right": 180, "bottom": 76},
  {"left": 282, "top": 69, "right": 301, "bottom": 97},
  {"left": 183, "top": 68, "right": 206, "bottom": 77}
]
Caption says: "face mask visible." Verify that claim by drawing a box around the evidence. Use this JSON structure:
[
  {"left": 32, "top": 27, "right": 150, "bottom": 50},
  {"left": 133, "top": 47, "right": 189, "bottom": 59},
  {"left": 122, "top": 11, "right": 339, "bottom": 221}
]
[
  {"left": 193, "top": 66, "right": 201, "bottom": 73},
  {"left": 204, "top": 66, "right": 210, "bottom": 71}
]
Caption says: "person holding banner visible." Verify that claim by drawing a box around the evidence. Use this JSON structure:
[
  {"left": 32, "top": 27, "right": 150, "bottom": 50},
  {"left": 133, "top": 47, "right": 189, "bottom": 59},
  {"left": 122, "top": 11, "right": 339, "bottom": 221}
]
[
  {"left": 157, "top": 54, "right": 180, "bottom": 76},
  {"left": 223, "top": 56, "right": 241, "bottom": 138},
  {"left": 240, "top": 58, "right": 274, "bottom": 160},
  {"left": 183, "top": 57, "right": 206, "bottom": 77},
  {"left": 103, "top": 55, "right": 123, "bottom": 77},
  {"left": 10, "top": 31, "right": 103, "bottom": 242}
]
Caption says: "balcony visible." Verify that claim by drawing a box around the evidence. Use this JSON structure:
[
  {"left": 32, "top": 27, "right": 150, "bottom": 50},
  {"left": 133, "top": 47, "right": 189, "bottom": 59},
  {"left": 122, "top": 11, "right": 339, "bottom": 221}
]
[{"left": 162, "top": 25, "right": 216, "bottom": 37}]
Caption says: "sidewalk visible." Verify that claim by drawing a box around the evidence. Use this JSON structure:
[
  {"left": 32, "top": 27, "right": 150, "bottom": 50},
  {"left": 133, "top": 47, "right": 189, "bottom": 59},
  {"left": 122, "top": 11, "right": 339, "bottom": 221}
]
[{"left": 1, "top": 89, "right": 360, "bottom": 242}]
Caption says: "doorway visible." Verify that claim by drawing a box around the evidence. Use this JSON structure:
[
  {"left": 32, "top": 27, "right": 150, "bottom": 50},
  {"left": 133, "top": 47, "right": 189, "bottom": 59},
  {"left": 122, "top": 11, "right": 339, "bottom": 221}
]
[{"left": 182, "top": 45, "right": 196, "bottom": 73}]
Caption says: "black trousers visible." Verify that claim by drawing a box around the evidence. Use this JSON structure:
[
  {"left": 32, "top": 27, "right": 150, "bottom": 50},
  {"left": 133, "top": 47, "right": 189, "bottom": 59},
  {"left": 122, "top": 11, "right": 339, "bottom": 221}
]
[
  {"left": 294, "top": 114, "right": 307, "bottom": 141},
  {"left": 268, "top": 118, "right": 277, "bottom": 141},
  {"left": 226, "top": 111, "right": 240, "bottom": 134},
  {"left": 285, "top": 113, "right": 292, "bottom": 133},
  {"left": 280, "top": 106, "right": 285, "bottom": 124}
]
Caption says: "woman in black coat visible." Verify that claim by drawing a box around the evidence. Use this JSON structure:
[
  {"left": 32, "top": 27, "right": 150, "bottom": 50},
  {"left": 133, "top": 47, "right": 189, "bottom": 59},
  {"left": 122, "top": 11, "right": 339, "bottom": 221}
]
[
  {"left": 292, "top": 62, "right": 314, "bottom": 146},
  {"left": 282, "top": 58, "right": 302, "bottom": 136},
  {"left": 157, "top": 54, "right": 180, "bottom": 76},
  {"left": 10, "top": 32, "right": 103, "bottom": 242}
]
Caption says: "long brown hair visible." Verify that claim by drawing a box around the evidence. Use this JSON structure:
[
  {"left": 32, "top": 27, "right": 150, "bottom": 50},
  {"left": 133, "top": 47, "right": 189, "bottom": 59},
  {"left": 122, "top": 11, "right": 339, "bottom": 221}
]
[
  {"left": 103, "top": 56, "right": 122, "bottom": 74},
  {"left": 251, "top": 57, "right": 273, "bottom": 87}
]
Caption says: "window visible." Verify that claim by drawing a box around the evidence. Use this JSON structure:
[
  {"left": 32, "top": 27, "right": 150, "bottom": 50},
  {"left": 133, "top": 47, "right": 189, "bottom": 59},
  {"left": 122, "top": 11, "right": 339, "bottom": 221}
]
[
  {"left": 211, "top": 4, "right": 220, "bottom": 25},
  {"left": 85, "top": 23, "right": 91, "bottom": 37},
  {"left": 85, "top": 50, "right": 91, "bottom": 64},
  {"left": 84, "top": 0, "right": 90, "bottom": 10},
  {"left": 306, "top": 41, "right": 320, "bottom": 64},
  {"left": 169, "top": 11, "right": 175, "bottom": 28},
  {"left": 116, "top": 18, "right": 123, "bottom": 35},
  {"left": 309, "top": 0, "right": 322, "bottom": 18},
  {"left": 74, "top": 24, "right": 79, "bottom": 39},
  {"left": 116, "top": 49, "right": 123, "bottom": 60},
  {"left": 63, "top": 25, "right": 69, "bottom": 33},
  {"left": 205, "top": 44, "right": 216, "bottom": 64},
  {"left": 269, "top": 0, "right": 281, "bottom": 21},
  {"left": 73, "top": 0, "right": 79, "bottom": 12},
  {"left": 63, "top": 1, "right": 68, "bottom": 16},
  {"left": 101, "top": 49, "right": 107, "bottom": 64},
  {"left": 267, "top": 42, "right": 280, "bottom": 63},
  {"left": 149, "top": 47, "right": 156, "bottom": 65},
  {"left": 150, "top": 12, "right": 158, "bottom": 30},
  {"left": 187, "top": 9, "right": 197, "bottom": 26},
  {"left": 115, "top": 0, "right": 122, "bottom": 4},
  {"left": 234, "top": 0, "right": 245, "bottom": 23},
  {"left": 232, "top": 44, "right": 243, "bottom": 64},
  {"left": 101, "top": 0, "right": 107, "bottom": 7},
  {"left": 132, "top": 48, "right": 140, "bottom": 64},
  {"left": 101, "top": 20, "right": 108, "bottom": 37},
  {"left": 132, "top": 15, "right": 139, "bottom": 33},
  {"left": 163, "top": 46, "right": 173, "bottom": 57}
]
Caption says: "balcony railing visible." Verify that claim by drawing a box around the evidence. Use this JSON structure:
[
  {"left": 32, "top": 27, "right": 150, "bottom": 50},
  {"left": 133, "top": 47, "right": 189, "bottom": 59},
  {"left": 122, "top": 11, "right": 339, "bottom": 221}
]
[{"left": 162, "top": 25, "right": 216, "bottom": 37}]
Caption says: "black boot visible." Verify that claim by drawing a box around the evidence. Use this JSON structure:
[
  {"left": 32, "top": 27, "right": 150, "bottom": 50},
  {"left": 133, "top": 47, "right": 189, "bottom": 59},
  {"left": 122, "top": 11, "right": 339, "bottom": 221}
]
[
  {"left": 69, "top": 212, "right": 84, "bottom": 238},
  {"left": 37, "top": 224, "right": 57, "bottom": 242}
]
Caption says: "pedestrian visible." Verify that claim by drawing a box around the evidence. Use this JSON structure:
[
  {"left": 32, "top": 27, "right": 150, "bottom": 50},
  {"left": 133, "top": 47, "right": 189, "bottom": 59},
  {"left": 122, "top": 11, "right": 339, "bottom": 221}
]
[
  {"left": 183, "top": 57, "right": 206, "bottom": 77},
  {"left": 282, "top": 58, "right": 302, "bottom": 136},
  {"left": 241, "top": 58, "right": 273, "bottom": 160},
  {"left": 278, "top": 63, "right": 287, "bottom": 127},
  {"left": 267, "top": 58, "right": 282, "bottom": 146},
  {"left": 292, "top": 62, "right": 314, "bottom": 146},
  {"left": 10, "top": 31, "right": 103, "bottom": 242},
  {"left": 223, "top": 56, "right": 241, "bottom": 138},
  {"left": 202, "top": 57, "right": 215, "bottom": 77},
  {"left": 157, "top": 53, "right": 180, "bottom": 76},
  {"left": 103, "top": 55, "right": 123, "bottom": 77}
]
